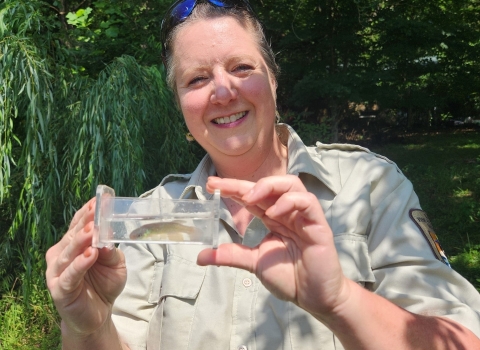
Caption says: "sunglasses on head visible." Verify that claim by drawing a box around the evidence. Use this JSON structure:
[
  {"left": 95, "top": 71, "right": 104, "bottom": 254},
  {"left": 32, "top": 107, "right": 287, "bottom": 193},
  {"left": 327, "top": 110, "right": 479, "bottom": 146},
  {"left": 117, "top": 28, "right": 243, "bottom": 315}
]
[{"left": 160, "top": 0, "right": 255, "bottom": 63}]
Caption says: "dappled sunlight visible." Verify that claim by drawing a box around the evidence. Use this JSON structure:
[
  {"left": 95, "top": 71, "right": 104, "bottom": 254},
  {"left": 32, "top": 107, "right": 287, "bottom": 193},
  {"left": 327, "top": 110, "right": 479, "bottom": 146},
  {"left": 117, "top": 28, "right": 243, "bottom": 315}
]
[
  {"left": 403, "top": 144, "right": 427, "bottom": 151},
  {"left": 452, "top": 189, "right": 474, "bottom": 198},
  {"left": 450, "top": 248, "right": 480, "bottom": 293},
  {"left": 457, "top": 143, "right": 480, "bottom": 150},
  {"left": 450, "top": 249, "right": 480, "bottom": 268}
]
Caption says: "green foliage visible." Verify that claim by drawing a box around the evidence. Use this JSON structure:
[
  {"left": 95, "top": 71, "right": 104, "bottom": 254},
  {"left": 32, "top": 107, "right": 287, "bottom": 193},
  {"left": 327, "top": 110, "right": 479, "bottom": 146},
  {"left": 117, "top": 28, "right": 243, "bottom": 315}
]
[
  {"left": 282, "top": 111, "right": 334, "bottom": 145},
  {"left": 66, "top": 7, "right": 93, "bottom": 28},
  {"left": 57, "top": 0, "right": 172, "bottom": 74},
  {"left": 61, "top": 55, "right": 197, "bottom": 202},
  {"left": 255, "top": 0, "right": 367, "bottom": 138},
  {"left": 0, "top": 0, "right": 199, "bottom": 334},
  {"left": 1, "top": 0, "right": 61, "bottom": 302},
  {"left": 450, "top": 245, "right": 480, "bottom": 291},
  {"left": 1, "top": 1, "right": 201, "bottom": 345},
  {"left": 0, "top": 276, "right": 61, "bottom": 349},
  {"left": 252, "top": 0, "right": 480, "bottom": 131}
]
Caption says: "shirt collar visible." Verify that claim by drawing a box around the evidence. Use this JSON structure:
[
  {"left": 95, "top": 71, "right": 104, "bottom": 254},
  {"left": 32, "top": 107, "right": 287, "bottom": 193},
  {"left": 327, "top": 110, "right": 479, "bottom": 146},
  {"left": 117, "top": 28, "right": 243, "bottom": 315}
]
[
  {"left": 180, "top": 155, "right": 216, "bottom": 200},
  {"left": 181, "top": 124, "right": 338, "bottom": 199},
  {"left": 282, "top": 124, "right": 338, "bottom": 195}
]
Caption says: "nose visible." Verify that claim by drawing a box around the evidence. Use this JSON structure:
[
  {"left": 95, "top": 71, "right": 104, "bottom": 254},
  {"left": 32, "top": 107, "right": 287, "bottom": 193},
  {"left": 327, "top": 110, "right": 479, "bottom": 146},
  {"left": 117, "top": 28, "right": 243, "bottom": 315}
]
[{"left": 210, "top": 69, "right": 238, "bottom": 105}]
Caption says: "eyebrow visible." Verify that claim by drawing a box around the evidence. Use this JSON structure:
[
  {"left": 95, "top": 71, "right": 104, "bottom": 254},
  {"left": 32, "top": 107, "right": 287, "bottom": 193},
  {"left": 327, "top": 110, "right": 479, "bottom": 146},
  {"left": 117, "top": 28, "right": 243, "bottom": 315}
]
[{"left": 181, "top": 54, "right": 258, "bottom": 72}]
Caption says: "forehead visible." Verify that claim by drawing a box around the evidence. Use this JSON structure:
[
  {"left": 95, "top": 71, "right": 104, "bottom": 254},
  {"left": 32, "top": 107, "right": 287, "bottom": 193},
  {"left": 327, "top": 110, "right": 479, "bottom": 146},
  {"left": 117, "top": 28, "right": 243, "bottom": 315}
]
[{"left": 171, "top": 16, "right": 261, "bottom": 65}]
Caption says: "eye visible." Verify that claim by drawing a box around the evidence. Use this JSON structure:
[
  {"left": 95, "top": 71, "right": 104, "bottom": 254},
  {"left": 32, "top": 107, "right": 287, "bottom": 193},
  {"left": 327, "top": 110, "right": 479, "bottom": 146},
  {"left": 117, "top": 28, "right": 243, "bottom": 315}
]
[
  {"left": 188, "top": 75, "right": 207, "bottom": 86},
  {"left": 233, "top": 64, "right": 253, "bottom": 73}
]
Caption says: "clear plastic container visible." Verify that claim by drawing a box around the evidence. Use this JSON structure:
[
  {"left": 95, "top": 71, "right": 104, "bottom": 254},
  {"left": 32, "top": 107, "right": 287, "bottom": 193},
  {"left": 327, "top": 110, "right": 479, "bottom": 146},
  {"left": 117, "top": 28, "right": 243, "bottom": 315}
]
[{"left": 93, "top": 185, "right": 220, "bottom": 249}]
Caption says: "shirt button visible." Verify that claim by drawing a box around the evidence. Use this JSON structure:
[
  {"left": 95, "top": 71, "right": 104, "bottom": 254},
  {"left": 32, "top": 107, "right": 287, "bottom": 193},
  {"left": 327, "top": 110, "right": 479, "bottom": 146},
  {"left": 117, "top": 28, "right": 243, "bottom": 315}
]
[
  {"left": 242, "top": 278, "right": 252, "bottom": 288},
  {"left": 238, "top": 346, "right": 248, "bottom": 350}
]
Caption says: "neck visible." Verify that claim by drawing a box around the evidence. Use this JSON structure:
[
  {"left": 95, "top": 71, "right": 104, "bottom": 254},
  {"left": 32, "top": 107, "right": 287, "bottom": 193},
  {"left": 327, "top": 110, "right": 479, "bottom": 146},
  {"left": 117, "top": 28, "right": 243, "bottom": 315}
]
[{"left": 213, "top": 129, "right": 288, "bottom": 181}]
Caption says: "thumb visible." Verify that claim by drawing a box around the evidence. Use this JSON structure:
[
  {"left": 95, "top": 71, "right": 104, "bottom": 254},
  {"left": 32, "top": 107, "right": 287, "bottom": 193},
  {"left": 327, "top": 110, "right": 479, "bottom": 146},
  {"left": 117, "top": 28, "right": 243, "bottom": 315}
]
[
  {"left": 197, "top": 244, "right": 256, "bottom": 272},
  {"left": 97, "top": 246, "right": 125, "bottom": 267}
]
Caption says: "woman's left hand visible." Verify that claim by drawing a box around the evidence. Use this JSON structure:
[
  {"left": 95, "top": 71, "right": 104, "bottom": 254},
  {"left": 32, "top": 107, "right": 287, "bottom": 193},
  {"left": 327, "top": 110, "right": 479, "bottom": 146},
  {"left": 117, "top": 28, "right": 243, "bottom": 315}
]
[{"left": 197, "top": 175, "right": 352, "bottom": 321}]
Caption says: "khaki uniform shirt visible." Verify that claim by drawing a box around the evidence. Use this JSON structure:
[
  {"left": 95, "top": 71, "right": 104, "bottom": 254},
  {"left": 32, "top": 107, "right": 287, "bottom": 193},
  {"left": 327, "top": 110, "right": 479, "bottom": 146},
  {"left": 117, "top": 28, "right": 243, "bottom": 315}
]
[{"left": 112, "top": 124, "right": 480, "bottom": 350}]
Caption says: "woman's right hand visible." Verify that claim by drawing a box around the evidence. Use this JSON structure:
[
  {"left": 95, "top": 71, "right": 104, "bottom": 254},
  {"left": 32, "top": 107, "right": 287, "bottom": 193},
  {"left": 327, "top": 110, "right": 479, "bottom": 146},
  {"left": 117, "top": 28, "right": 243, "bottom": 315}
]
[{"left": 46, "top": 198, "right": 127, "bottom": 338}]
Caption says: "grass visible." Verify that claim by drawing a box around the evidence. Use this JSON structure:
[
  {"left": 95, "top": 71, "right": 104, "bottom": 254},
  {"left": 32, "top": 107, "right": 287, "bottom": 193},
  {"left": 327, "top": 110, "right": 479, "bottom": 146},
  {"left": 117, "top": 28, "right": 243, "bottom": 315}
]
[
  {"left": 0, "top": 279, "right": 61, "bottom": 350},
  {"left": 367, "top": 128, "right": 480, "bottom": 290}
]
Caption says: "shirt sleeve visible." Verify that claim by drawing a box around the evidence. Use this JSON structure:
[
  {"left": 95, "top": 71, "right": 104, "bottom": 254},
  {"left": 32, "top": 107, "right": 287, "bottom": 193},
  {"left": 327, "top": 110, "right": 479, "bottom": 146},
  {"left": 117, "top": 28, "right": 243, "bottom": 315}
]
[{"left": 365, "top": 156, "right": 480, "bottom": 336}]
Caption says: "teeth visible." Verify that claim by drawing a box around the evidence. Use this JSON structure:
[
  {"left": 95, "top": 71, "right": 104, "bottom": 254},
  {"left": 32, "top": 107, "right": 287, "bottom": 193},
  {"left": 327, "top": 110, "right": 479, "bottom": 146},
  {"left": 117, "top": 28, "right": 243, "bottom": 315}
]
[{"left": 214, "top": 112, "right": 245, "bottom": 124}]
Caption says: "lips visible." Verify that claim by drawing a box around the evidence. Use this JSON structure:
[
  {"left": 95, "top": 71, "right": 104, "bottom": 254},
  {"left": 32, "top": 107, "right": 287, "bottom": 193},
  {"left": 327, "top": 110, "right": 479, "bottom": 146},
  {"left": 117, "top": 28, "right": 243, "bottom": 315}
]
[{"left": 212, "top": 111, "right": 247, "bottom": 124}]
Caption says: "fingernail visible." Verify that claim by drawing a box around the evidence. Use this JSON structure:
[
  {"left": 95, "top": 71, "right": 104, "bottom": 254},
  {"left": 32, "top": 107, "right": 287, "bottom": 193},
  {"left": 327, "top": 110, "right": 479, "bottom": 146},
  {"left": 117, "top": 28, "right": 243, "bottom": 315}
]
[{"left": 83, "top": 247, "right": 92, "bottom": 258}]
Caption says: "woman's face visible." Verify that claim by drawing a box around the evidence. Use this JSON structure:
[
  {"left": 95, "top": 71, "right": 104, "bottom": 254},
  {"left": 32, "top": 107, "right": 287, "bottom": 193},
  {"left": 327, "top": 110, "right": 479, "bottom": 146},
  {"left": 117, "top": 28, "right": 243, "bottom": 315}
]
[{"left": 172, "top": 16, "right": 278, "bottom": 163}]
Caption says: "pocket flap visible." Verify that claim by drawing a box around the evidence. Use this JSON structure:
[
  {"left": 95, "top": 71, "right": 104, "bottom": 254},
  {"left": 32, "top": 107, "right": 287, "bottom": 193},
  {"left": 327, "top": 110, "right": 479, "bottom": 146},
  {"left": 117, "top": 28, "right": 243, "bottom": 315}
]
[
  {"left": 334, "top": 233, "right": 376, "bottom": 283},
  {"left": 160, "top": 255, "right": 206, "bottom": 299}
]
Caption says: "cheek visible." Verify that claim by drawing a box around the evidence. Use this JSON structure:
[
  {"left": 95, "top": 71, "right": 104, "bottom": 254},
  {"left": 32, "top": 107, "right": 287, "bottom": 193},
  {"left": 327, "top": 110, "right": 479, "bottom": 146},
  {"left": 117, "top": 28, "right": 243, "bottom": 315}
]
[
  {"left": 241, "top": 75, "right": 276, "bottom": 105},
  {"left": 179, "top": 91, "right": 207, "bottom": 125}
]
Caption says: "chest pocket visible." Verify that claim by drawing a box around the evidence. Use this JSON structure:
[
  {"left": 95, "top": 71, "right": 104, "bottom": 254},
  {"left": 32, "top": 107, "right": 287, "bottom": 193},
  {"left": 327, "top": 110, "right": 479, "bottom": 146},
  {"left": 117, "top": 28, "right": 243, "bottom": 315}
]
[
  {"left": 147, "top": 246, "right": 206, "bottom": 350},
  {"left": 160, "top": 254, "right": 206, "bottom": 299},
  {"left": 334, "top": 233, "right": 375, "bottom": 285}
]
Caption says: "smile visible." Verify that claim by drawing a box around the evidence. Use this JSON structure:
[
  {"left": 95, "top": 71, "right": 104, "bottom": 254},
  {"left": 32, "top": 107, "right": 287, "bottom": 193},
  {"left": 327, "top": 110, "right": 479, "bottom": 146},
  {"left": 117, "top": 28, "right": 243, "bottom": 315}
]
[{"left": 212, "top": 111, "right": 247, "bottom": 124}]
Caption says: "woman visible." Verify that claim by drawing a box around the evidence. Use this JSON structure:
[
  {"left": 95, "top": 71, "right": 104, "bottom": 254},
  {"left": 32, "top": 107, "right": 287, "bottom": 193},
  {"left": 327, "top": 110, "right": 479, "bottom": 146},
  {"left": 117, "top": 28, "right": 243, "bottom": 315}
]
[{"left": 46, "top": 1, "right": 480, "bottom": 349}]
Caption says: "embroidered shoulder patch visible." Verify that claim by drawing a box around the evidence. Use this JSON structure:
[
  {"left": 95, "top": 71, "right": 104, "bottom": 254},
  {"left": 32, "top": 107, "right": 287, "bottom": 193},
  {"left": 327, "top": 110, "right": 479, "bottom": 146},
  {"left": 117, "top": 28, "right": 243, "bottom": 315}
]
[{"left": 409, "top": 209, "right": 451, "bottom": 267}]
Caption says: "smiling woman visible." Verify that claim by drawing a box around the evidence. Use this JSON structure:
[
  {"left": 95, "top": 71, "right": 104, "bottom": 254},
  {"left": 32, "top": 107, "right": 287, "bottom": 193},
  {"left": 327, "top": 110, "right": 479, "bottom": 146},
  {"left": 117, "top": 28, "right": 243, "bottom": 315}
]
[
  {"left": 173, "top": 16, "right": 284, "bottom": 180},
  {"left": 45, "top": 1, "right": 480, "bottom": 350}
]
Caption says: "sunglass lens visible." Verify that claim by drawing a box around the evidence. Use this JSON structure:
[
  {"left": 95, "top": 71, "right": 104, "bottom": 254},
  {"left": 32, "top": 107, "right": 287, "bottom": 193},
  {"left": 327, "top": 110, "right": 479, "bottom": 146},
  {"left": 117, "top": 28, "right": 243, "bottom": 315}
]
[
  {"left": 162, "top": 0, "right": 255, "bottom": 58},
  {"left": 209, "top": 0, "right": 231, "bottom": 6},
  {"left": 208, "top": 0, "right": 249, "bottom": 8},
  {"left": 171, "top": 0, "right": 197, "bottom": 21}
]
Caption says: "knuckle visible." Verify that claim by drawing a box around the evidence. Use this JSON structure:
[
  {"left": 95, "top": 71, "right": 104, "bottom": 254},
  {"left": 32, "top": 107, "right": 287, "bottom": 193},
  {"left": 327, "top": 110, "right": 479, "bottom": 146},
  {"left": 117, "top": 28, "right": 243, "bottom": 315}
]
[
  {"left": 45, "top": 246, "right": 55, "bottom": 263},
  {"left": 46, "top": 278, "right": 55, "bottom": 293},
  {"left": 304, "top": 192, "right": 317, "bottom": 201}
]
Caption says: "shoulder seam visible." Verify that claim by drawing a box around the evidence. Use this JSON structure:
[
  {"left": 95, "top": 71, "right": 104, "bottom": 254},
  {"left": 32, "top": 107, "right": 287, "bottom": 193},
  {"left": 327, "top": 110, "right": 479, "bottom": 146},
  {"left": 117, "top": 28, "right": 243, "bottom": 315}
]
[{"left": 315, "top": 142, "right": 400, "bottom": 169}]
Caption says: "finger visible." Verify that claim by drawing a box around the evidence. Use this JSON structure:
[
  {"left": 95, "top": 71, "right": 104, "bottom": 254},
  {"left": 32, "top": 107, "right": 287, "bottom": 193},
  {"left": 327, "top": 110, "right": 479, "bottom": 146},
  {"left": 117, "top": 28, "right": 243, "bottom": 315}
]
[
  {"left": 242, "top": 175, "right": 307, "bottom": 205},
  {"left": 97, "top": 246, "right": 125, "bottom": 268},
  {"left": 206, "top": 177, "right": 255, "bottom": 199},
  {"left": 68, "top": 197, "right": 96, "bottom": 230},
  {"left": 242, "top": 203, "right": 265, "bottom": 218},
  {"left": 265, "top": 192, "right": 333, "bottom": 244},
  {"left": 226, "top": 195, "right": 248, "bottom": 207},
  {"left": 207, "top": 176, "right": 307, "bottom": 211},
  {"left": 48, "top": 198, "right": 96, "bottom": 258},
  {"left": 197, "top": 243, "right": 257, "bottom": 273},
  {"left": 267, "top": 192, "right": 325, "bottom": 224},
  {"left": 48, "top": 246, "right": 99, "bottom": 301},
  {"left": 47, "top": 219, "right": 96, "bottom": 280}
]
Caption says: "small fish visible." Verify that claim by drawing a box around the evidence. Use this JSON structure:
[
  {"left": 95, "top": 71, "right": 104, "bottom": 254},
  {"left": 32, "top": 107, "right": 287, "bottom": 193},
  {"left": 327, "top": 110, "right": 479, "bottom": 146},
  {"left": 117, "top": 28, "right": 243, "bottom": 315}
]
[{"left": 129, "top": 221, "right": 195, "bottom": 241}]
